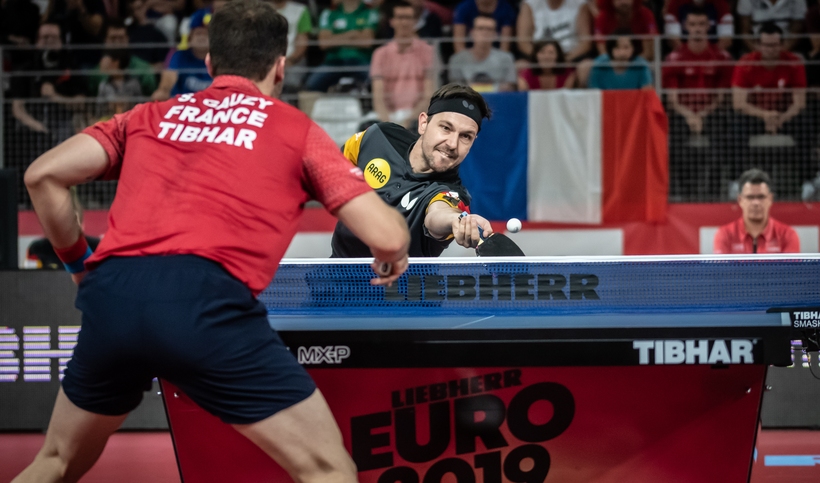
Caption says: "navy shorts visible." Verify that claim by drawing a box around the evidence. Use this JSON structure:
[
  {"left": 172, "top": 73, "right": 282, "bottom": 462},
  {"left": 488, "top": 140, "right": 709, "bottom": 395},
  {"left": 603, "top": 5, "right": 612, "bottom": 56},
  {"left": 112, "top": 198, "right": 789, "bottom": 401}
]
[{"left": 62, "top": 255, "right": 316, "bottom": 424}]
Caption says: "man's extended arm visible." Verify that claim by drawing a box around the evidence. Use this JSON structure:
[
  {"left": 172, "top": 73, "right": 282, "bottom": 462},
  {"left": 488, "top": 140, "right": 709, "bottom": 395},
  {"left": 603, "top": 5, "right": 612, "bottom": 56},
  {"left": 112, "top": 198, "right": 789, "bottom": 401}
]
[
  {"left": 425, "top": 200, "right": 493, "bottom": 249},
  {"left": 336, "top": 192, "right": 410, "bottom": 284},
  {"left": 25, "top": 134, "right": 110, "bottom": 282}
]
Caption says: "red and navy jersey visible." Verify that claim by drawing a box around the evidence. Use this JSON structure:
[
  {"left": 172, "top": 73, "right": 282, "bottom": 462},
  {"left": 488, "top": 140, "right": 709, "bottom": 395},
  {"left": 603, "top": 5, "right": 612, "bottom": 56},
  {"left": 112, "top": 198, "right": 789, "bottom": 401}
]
[{"left": 83, "top": 75, "right": 371, "bottom": 294}]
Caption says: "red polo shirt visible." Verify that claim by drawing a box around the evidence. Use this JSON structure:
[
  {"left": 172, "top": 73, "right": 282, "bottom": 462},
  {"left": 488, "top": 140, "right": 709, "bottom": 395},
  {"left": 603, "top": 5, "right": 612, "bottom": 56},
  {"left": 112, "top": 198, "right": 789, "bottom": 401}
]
[
  {"left": 713, "top": 217, "right": 800, "bottom": 254},
  {"left": 82, "top": 75, "right": 371, "bottom": 294},
  {"left": 732, "top": 50, "right": 807, "bottom": 112},
  {"left": 663, "top": 43, "right": 733, "bottom": 111},
  {"left": 595, "top": 4, "right": 658, "bottom": 35}
]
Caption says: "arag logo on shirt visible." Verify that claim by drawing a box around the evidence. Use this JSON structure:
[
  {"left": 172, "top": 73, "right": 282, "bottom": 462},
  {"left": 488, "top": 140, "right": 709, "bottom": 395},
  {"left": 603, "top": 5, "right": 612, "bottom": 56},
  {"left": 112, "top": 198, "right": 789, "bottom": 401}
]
[{"left": 364, "top": 158, "right": 390, "bottom": 189}]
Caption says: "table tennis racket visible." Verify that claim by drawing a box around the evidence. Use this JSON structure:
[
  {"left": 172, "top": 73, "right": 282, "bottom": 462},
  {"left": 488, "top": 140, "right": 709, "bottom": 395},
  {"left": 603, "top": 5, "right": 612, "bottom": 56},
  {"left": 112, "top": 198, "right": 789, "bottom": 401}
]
[
  {"left": 459, "top": 212, "right": 526, "bottom": 257},
  {"left": 475, "top": 226, "right": 526, "bottom": 257}
]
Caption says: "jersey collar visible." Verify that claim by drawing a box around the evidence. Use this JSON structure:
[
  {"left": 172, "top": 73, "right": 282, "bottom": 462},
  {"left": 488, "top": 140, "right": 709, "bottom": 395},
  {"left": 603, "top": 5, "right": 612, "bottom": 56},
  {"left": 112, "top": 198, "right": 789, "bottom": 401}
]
[{"left": 210, "top": 75, "right": 265, "bottom": 95}]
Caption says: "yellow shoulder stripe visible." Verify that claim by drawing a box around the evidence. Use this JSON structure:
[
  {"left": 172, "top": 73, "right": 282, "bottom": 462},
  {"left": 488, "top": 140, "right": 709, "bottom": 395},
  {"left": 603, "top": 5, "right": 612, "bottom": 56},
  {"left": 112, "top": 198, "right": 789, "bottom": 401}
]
[{"left": 343, "top": 130, "right": 366, "bottom": 166}]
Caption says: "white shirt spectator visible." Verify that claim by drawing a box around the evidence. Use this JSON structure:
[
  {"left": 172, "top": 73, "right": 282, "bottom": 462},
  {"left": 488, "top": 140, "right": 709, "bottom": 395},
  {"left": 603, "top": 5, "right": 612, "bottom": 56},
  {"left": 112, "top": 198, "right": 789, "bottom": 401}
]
[
  {"left": 737, "top": 0, "right": 807, "bottom": 35},
  {"left": 525, "top": 0, "right": 586, "bottom": 55},
  {"left": 448, "top": 48, "right": 517, "bottom": 91}
]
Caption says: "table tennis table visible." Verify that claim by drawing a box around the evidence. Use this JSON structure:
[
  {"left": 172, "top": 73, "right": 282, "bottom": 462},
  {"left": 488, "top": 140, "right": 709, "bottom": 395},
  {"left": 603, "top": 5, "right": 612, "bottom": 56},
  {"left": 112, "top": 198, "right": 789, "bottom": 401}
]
[{"left": 162, "top": 255, "right": 819, "bottom": 483}]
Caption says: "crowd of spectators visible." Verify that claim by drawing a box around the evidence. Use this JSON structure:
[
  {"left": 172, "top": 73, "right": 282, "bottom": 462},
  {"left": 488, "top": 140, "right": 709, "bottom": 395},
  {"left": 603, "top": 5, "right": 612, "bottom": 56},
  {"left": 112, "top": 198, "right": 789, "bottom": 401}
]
[{"left": 3, "top": 0, "right": 820, "bottom": 201}]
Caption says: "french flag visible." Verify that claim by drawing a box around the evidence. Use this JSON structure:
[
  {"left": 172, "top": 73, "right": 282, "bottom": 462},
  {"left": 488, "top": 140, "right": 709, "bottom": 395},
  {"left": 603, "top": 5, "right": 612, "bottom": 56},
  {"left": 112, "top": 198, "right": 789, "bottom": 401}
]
[{"left": 459, "top": 90, "right": 669, "bottom": 224}]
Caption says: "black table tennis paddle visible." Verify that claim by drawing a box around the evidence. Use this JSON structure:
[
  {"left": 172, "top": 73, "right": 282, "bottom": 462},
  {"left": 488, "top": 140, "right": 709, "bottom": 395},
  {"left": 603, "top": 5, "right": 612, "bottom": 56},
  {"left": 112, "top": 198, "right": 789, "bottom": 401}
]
[{"left": 475, "top": 226, "right": 526, "bottom": 257}]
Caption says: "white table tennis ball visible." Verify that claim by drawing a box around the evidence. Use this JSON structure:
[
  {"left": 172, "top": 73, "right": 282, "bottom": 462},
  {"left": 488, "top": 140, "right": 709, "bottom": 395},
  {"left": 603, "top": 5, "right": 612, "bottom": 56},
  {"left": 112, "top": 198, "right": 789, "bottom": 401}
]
[{"left": 506, "top": 218, "right": 522, "bottom": 233}]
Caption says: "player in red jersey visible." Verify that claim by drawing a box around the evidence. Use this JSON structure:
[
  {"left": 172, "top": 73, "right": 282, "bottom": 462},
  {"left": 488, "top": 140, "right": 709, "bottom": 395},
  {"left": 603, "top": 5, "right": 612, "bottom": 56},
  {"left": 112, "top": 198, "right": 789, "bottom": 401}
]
[
  {"left": 12, "top": 1, "right": 409, "bottom": 482},
  {"left": 714, "top": 169, "right": 800, "bottom": 254}
]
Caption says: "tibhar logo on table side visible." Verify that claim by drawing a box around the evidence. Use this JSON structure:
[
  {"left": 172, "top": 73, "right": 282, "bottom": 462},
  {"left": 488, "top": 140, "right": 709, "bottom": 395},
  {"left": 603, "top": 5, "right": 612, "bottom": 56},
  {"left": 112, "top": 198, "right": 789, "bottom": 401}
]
[
  {"left": 633, "top": 339, "right": 756, "bottom": 365},
  {"left": 793, "top": 311, "right": 820, "bottom": 328}
]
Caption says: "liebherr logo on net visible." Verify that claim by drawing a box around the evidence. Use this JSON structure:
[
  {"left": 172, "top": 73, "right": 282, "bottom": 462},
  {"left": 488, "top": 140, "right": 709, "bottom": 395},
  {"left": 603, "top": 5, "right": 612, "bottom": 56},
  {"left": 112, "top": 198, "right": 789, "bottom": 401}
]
[
  {"left": 297, "top": 346, "right": 351, "bottom": 364},
  {"left": 633, "top": 339, "right": 756, "bottom": 365}
]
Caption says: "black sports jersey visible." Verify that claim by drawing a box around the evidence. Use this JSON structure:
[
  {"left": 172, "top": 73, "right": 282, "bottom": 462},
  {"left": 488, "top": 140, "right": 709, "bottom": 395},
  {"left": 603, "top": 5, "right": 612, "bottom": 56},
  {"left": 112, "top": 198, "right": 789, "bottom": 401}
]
[{"left": 331, "top": 122, "right": 471, "bottom": 258}]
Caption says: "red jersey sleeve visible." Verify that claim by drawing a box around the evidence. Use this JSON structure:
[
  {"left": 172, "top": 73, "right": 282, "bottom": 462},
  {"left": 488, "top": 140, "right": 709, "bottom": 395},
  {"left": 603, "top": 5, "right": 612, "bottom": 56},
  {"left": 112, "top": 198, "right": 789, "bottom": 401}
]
[
  {"left": 713, "top": 224, "right": 732, "bottom": 254},
  {"left": 81, "top": 105, "right": 141, "bottom": 180},
  {"left": 718, "top": 50, "right": 734, "bottom": 87},
  {"left": 637, "top": 6, "right": 658, "bottom": 34},
  {"left": 301, "top": 122, "right": 373, "bottom": 213},
  {"left": 781, "top": 226, "right": 801, "bottom": 252},
  {"left": 662, "top": 51, "right": 681, "bottom": 88},
  {"left": 792, "top": 62, "right": 808, "bottom": 88},
  {"left": 731, "top": 56, "right": 752, "bottom": 87}
]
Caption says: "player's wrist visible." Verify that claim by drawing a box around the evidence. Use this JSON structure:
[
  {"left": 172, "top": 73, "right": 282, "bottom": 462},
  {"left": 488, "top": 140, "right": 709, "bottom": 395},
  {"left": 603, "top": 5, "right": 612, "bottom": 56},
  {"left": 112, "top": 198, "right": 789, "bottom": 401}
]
[{"left": 55, "top": 235, "right": 92, "bottom": 274}]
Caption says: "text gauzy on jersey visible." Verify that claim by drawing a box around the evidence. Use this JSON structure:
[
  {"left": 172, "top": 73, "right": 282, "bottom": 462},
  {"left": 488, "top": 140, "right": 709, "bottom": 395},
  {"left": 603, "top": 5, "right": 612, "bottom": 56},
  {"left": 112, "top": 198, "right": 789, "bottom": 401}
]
[{"left": 158, "top": 93, "right": 273, "bottom": 150}]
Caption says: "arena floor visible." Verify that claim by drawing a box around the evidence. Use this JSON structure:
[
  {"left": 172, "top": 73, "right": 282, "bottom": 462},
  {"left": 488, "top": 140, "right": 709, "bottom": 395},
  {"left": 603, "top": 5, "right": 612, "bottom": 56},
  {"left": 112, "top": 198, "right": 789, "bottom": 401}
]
[{"left": 0, "top": 429, "right": 817, "bottom": 482}]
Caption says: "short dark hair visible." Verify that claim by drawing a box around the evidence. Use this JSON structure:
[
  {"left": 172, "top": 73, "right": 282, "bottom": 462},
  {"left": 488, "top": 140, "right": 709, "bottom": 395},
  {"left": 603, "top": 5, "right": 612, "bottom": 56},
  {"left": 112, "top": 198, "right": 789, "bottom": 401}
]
[
  {"left": 104, "top": 17, "right": 127, "bottom": 36},
  {"left": 472, "top": 13, "right": 497, "bottom": 29},
  {"left": 738, "top": 168, "right": 773, "bottom": 192},
  {"left": 758, "top": 22, "right": 783, "bottom": 39},
  {"left": 605, "top": 28, "right": 642, "bottom": 60},
  {"left": 428, "top": 83, "right": 492, "bottom": 120},
  {"left": 684, "top": 5, "right": 709, "bottom": 21},
  {"left": 209, "top": 0, "right": 288, "bottom": 81},
  {"left": 530, "top": 40, "right": 566, "bottom": 76},
  {"left": 391, "top": 0, "right": 414, "bottom": 16}
]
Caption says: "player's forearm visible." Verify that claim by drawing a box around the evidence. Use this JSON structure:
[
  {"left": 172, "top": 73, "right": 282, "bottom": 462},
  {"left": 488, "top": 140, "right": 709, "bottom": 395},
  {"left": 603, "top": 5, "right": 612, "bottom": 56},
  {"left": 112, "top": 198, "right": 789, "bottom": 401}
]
[
  {"left": 780, "top": 91, "right": 805, "bottom": 123},
  {"left": 424, "top": 204, "right": 460, "bottom": 240},
  {"left": 336, "top": 191, "right": 410, "bottom": 262},
  {"left": 27, "top": 178, "right": 83, "bottom": 249}
]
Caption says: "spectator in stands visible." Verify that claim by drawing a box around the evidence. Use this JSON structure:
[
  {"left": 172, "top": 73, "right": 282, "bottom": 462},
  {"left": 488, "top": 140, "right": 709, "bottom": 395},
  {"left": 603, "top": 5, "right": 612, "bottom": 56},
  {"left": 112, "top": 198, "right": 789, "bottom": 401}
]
[
  {"left": 737, "top": 0, "right": 806, "bottom": 52},
  {"left": 89, "top": 19, "right": 157, "bottom": 97},
  {"left": 663, "top": 6, "right": 733, "bottom": 199},
  {"left": 732, "top": 22, "right": 811, "bottom": 198},
  {"left": 452, "top": 0, "right": 517, "bottom": 53},
  {"left": 805, "top": 4, "right": 820, "bottom": 85},
  {"left": 379, "top": 0, "right": 444, "bottom": 39},
  {"left": 96, "top": 49, "right": 144, "bottom": 116},
  {"left": 142, "top": 0, "right": 184, "bottom": 43},
  {"left": 595, "top": 0, "right": 658, "bottom": 61},
  {"left": 516, "top": 0, "right": 593, "bottom": 62},
  {"left": 448, "top": 13, "right": 517, "bottom": 91},
  {"left": 44, "top": 0, "right": 108, "bottom": 66},
  {"left": 714, "top": 168, "right": 799, "bottom": 253},
  {"left": 0, "top": 0, "right": 41, "bottom": 68},
  {"left": 8, "top": 22, "right": 86, "bottom": 207},
  {"left": 125, "top": 0, "right": 171, "bottom": 67},
  {"left": 588, "top": 28, "right": 653, "bottom": 89},
  {"left": 270, "top": 0, "right": 312, "bottom": 92},
  {"left": 664, "top": 7, "right": 733, "bottom": 133},
  {"left": 732, "top": 23, "right": 806, "bottom": 134},
  {"left": 370, "top": 1, "right": 436, "bottom": 127},
  {"left": 518, "top": 39, "right": 577, "bottom": 90},
  {"left": 150, "top": 7, "right": 212, "bottom": 99},
  {"left": 663, "top": 0, "right": 734, "bottom": 50},
  {"left": 10, "top": 22, "right": 85, "bottom": 136},
  {"left": 305, "top": 0, "right": 379, "bottom": 92}
]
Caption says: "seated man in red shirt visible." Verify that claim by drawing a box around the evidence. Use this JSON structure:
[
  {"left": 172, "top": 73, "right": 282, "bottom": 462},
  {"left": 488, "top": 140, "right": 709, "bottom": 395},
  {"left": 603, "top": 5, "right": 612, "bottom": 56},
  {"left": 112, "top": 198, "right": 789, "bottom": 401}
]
[
  {"left": 663, "top": 6, "right": 733, "bottom": 199},
  {"left": 595, "top": 0, "right": 658, "bottom": 61},
  {"left": 731, "top": 22, "right": 813, "bottom": 198},
  {"left": 714, "top": 168, "right": 800, "bottom": 254},
  {"left": 663, "top": 0, "right": 734, "bottom": 51}
]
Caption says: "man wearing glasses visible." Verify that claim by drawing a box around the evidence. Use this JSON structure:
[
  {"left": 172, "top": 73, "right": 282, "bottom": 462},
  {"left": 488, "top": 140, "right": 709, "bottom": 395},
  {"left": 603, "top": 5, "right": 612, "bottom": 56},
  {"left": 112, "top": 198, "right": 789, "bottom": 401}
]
[{"left": 714, "top": 168, "right": 800, "bottom": 253}]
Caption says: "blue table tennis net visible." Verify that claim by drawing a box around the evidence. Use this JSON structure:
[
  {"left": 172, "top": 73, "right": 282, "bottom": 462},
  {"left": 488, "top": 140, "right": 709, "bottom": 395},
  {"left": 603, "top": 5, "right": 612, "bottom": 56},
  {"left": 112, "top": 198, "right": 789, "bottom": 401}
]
[{"left": 258, "top": 257, "right": 820, "bottom": 316}]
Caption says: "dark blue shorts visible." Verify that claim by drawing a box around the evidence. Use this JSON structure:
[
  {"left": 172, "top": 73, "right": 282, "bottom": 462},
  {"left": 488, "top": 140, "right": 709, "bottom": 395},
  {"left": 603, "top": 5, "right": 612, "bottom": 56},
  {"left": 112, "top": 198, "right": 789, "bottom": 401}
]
[{"left": 62, "top": 255, "right": 316, "bottom": 424}]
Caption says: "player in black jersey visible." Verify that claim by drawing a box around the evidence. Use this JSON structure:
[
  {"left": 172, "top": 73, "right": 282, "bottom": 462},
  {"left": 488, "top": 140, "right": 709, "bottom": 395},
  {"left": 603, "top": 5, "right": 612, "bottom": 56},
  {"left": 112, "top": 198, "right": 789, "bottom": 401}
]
[{"left": 332, "top": 84, "right": 493, "bottom": 257}]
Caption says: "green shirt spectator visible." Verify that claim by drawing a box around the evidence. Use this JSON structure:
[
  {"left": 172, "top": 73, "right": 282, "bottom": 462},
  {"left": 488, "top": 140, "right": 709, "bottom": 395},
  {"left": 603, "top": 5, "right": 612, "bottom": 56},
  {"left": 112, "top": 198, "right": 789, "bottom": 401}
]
[
  {"left": 88, "top": 54, "right": 157, "bottom": 97},
  {"left": 307, "top": 0, "right": 379, "bottom": 91},
  {"left": 318, "top": 0, "right": 379, "bottom": 64}
]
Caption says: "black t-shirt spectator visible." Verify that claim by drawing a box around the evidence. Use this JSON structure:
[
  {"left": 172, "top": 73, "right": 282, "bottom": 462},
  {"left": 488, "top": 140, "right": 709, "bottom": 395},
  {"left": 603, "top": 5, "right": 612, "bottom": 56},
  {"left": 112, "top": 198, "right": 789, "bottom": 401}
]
[
  {"left": 127, "top": 22, "right": 170, "bottom": 65},
  {"left": 47, "top": 0, "right": 108, "bottom": 64},
  {"left": 1, "top": 0, "right": 42, "bottom": 67},
  {"left": 9, "top": 50, "right": 86, "bottom": 99}
]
